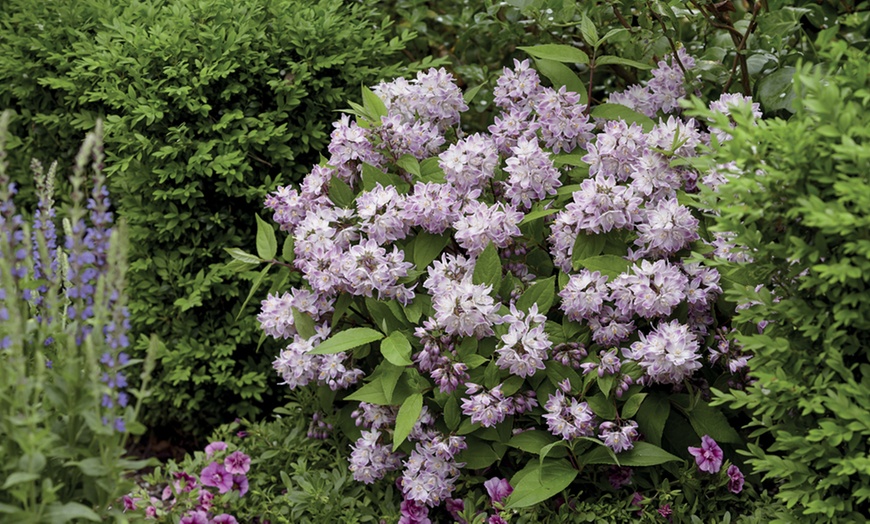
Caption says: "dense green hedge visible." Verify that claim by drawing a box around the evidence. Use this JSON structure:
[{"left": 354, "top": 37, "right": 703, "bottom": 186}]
[
  {"left": 700, "top": 35, "right": 870, "bottom": 521},
  {"left": 0, "top": 0, "right": 434, "bottom": 435}
]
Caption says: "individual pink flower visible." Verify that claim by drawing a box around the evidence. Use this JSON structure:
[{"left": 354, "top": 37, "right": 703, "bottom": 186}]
[
  {"left": 179, "top": 511, "right": 208, "bottom": 524},
  {"left": 488, "top": 515, "right": 508, "bottom": 524},
  {"left": 688, "top": 435, "right": 724, "bottom": 474},
  {"left": 727, "top": 464, "right": 745, "bottom": 494},
  {"left": 198, "top": 490, "right": 214, "bottom": 511},
  {"left": 658, "top": 504, "right": 672, "bottom": 519},
  {"left": 204, "top": 441, "right": 227, "bottom": 457},
  {"left": 211, "top": 515, "right": 239, "bottom": 524},
  {"left": 484, "top": 477, "right": 513, "bottom": 504},
  {"left": 233, "top": 474, "right": 249, "bottom": 497},
  {"left": 224, "top": 451, "right": 251, "bottom": 474},
  {"left": 121, "top": 495, "right": 138, "bottom": 512},
  {"left": 200, "top": 462, "right": 234, "bottom": 494},
  {"left": 145, "top": 506, "right": 157, "bottom": 519}
]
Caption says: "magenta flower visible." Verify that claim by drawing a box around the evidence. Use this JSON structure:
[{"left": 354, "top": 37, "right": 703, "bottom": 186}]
[
  {"left": 727, "top": 464, "right": 745, "bottom": 494},
  {"left": 233, "top": 474, "right": 249, "bottom": 497},
  {"left": 688, "top": 435, "right": 724, "bottom": 474},
  {"left": 484, "top": 477, "right": 513, "bottom": 504},
  {"left": 488, "top": 515, "right": 508, "bottom": 524},
  {"left": 658, "top": 503, "right": 672, "bottom": 518},
  {"left": 224, "top": 451, "right": 251, "bottom": 474},
  {"left": 204, "top": 441, "right": 227, "bottom": 457},
  {"left": 179, "top": 511, "right": 208, "bottom": 524},
  {"left": 200, "top": 462, "right": 234, "bottom": 494},
  {"left": 121, "top": 495, "right": 138, "bottom": 512},
  {"left": 211, "top": 515, "right": 239, "bottom": 524},
  {"left": 198, "top": 490, "right": 214, "bottom": 511}
]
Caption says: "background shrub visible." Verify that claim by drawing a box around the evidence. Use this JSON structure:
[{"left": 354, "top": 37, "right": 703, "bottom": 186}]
[
  {"left": 0, "top": 0, "right": 439, "bottom": 436},
  {"left": 700, "top": 34, "right": 870, "bottom": 521}
]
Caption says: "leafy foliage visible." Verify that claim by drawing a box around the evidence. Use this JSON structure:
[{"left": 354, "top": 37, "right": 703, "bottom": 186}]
[
  {"left": 695, "top": 34, "right": 870, "bottom": 522},
  {"left": 0, "top": 0, "right": 437, "bottom": 436}
]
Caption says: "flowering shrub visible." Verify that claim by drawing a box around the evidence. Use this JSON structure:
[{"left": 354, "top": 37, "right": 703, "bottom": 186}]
[
  {"left": 234, "top": 44, "right": 776, "bottom": 521},
  {"left": 0, "top": 112, "right": 154, "bottom": 521}
]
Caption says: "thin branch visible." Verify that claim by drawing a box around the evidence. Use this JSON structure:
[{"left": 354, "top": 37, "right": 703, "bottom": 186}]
[{"left": 723, "top": 2, "right": 761, "bottom": 94}]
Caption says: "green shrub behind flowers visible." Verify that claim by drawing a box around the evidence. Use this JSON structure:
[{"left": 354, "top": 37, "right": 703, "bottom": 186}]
[
  {"left": 694, "top": 33, "right": 870, "bottom": 522},
  {"left": 233, "top": 41, "right": 791, "bottom": 522},
  {"left": 0, "top": 112, "right": 156, "bottom": 522}
]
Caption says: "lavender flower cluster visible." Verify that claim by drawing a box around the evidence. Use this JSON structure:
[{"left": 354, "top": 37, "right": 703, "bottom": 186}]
[{"left": 255, "top": 50, "right": 761, "bottom": 514}]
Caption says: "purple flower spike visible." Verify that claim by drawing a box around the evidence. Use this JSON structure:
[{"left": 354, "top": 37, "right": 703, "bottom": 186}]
[
  {"left": 727, "top": 464, "right": 745, "bottom": 494},
  {"left": 484, "top": 477, "right": 513, "bottom": 504},
  {"left": 688, "top": 435, "right": 724, "bottom": 473}
]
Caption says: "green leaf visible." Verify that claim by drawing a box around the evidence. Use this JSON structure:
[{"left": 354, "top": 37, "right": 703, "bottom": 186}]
[
  {"left": 580, "top": 441, "right": 683, "bottom": 467},
  {"left": 472, "top": 242, "right": 502, "bottom": 292},
  {"left": 281, "top": 236, "right": 295, "bottom": 263},
  {"left": 362, "top": 85, "right": 388, "bottom": 122},
  {"left": 757, "top": 66, "right": 796, "bottom": 112},
  {"left": 397, "top": 154, "right": 421, "bottom": 177},
  {"left": 292, "top": 307, "right": 316, "bottom": 340},
  {"left": 516, "top": 276, "right": 556, "bottom": 314},
  {"left": 235, "top": 265, "right": 271, "bottom": 321},
  {"left": 361, "top": 162, "right": 408, "bottom": 192},
  {"left": 328, "top": 176, "right": 356, "bottom": 208},
  {"left": 459, "top": 437, "right": 501, "bottom": 469},
  {"left": 445, "top": 395, "right": 461, "bottom": 430},
  {"left": 463, "top": 83, "right": 485, "bottom": 104},
  {"left": 414, "top": 232, "right": 451, "bottom": 270},
  {"left": 0, "top": 503, "right": 21, "bottom": 514},
  {"left": 681, "top": 399, "right": 742, "bottom": 444},
  {"left": 571, "top": 233, "right": 606, "bottom": 270},
  {"left": 521, "top": 208, "right": 559, "bottom": 224},
  {"left": 580, "top": 15, "right": 599, "bottom": 48},
  {"left": 43, "top": 502, "right": 101, "bottom": 523},
  {"left": 1, "top": 472, "right": 39, "bottom": 489},
  {"left": 345, "top": 377, "right": 389, "bottom": 405},
  {"left": 574, "top": 255, "right": 631, "bottom": 279},
  {"left": 636, "top": 393, "right": 670, "bottom": 446},
  {"left": 590, "top": 103, "right": 656, "bottom": 131},
  {"left": 70, "top": 457, "right": 109, "bottom": 477},
  {"left": 519, "top": 44, "right": 589, "bottom": 65},
  {"left": 508, "top": 430, "right": 564, "bottom": 455},
  {"left": 393, "top": 393, "right": 423, "bottom": 450},
  {"left": 586, "top": 392, "right": 616, "bottom": 419},
  {"left": 533, "top": 58, "right": 587, "bottom": 105},
  {"left": 309, "top": 327, "right": 384, "bottom": 355},
  {"left": 505, "top": 459, "right": 578, "bottom": 509},
  {"left": 255, "top": 214, "right": 278, "bottom": 260},
  {"left": 595, "top": 55, "right": 653, "bottom": 70},
  {"left": 621, "top": 392, "right": 647, "bottom": 419},
  {"left": 332, "top": 293, "right": 352, "bottom": 328},
  {"left": 381, "top": 331, "right": 413, "bottom": 366},
  {"left": 224, "top": 247, "right": 263, "bottom": 264}
]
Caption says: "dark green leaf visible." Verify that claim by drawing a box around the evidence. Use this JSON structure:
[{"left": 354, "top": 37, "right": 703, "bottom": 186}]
[
  {"left": 473, "top": 242, "right": 503, "bottom": 292},
  {"left": 681, "top": 399, "right": 742, "bottom": 444},
  {"left": 393, "top": 393, "right": 423, "bottom": 450},
  {"left": 255, "top": 214, "right": 278, "bottom": 260},
  {"left": 595, "top": 55, "right": 653, "bottom": 70},
  {"left": 445, "top": 395, "right": 461, "bottom": 430},
  {"left": 575, "top": 255, "right": 631, "bottom": 279},
  {"left": 463, "top": 83, "right": 485, "bottom": 104},
  {"left": 590, "top": 103, "right": 656, "bottom": 131},
  {"left": 621, "top": 392, "right": 647, "bottom": 418},
  {"left": 521, "top": 208, "right": 559, "bottom": 224},
  {"left": 586, "top": 392, "right": 616, "bottom": 419},
  {"left": 580, "top": 441, "right": 682, "bottom": 466},
  {"left": 235, "top": 265, "right": 271, "bottom": 321},
  {"left": 757, "top": 67, "right": 796, "bottom": 112},
  {"left": 519, "top": 44, "right": 589, "bottom": 64},
  {"left": 516, "top": 276, "right": 556, "bottom": 313},
  {"left": 571, "top": 233, "right": 606, "bottom": 269},
  {"left": 636, "top": 393, "right": 670, "bottom": 446},
  {"left": 309, "top": 327, "right": 384, "bottom": 355},
  {"left": 397, "top": 154, "right": 421, "bottom": 177},
  {"left": 381, "top": 331, "right": 413, "bottom": 366},
  {"left": 328, "top": 176, "right": 356, "bottom": 208},
  {"left": 362, "top": 85, "right": 388, "bottom": 122},
  {"left": 505, "top": 459, "right": 578, "bottom": 509},
  {"left": 292, "top": 307, "right": 316, "bottom": 340},
  {"left": 533, "top": 58, "right": 587, "bottom": 105},
  {"left": 414, "top": 232, "right": 451, "bottom": 270}
]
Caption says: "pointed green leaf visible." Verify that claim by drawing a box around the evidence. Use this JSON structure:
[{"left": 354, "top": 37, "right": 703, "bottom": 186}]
[
  {"left": 309, "top": 327, "right": 384, "bottom": 355},
  {"left": 235, "top": 265, "right": 271, "bottom": 321},
  {"left": 516, "top": 276, "right": 556, "bottom": 314},
  {"left": 505, "top": 459, "right": 578, "bottom": 509},
  {"left": 1, "top": 472, "right": 39, "bottom": 489},
  {"left": 580, "top": 441, "right": 682, "bottom": 467},
  {"left": 571, "top": 233, "right": 606, "bottom": 270},
  {"left": 580, "top": 15, "right": 599, "bottom": 48},
  {"left": 472, "top": 242, "right": 502, "bottom": 292},
  {"left": 681, "top": 399, "right": 742, "bottom": 444},
  {"left": 574, "top": 255, "right": 631, "bottom": 280},
  {"left": 463, "top": 83, "right": 485, "bottom": 104},
  {"left": 292, "top": 307, "right": 316, "bottom": 340},
  {"left": 394, "top": 393, "right": 424, "bottom": 451},
  {"left": 381, "top": 331, "right": 413, "bottom": 366},
  {"left": 621, "top": 392, "right": 648, "bottom": 419},
  {"left": 362, "top": 85, "right": 389, "bottom": 122},
  {"left": 255, "top": 214, "right": 278, "bottom": 260},
  {"left": 328, "top": 176, "right": 356, "bottom": 208},
  {"left": 397, "top": 154, "right": 421, "bottom": 177},
  {"left": 636, "top": 393, "right": 670, "bottom": 446},
  {"left": 44, "top": 502, "right": 101, "bottom": 522},
  {"left": 281, "top": 236, "right": 295, "bottom": 263},
  {"left": 519, "top": 44, "right": 589, "bottom": 64},
  {"left": 444, "top": 395, "right": 461, "bottom": 430},
  {"left": 414, "top": 232, "right": 451, "bottom": 270},
  {"left": 224, "top": 247, "right": 263, "bottom": 264},
  {"left": 591, "top": 103, "right": 656, "bottom": 131},
  {"left": 345, "top": 376, "right": 389, "bottom": 405},
  {"left": 521, "top": 208, "right": 559, "bottom": 224},
  {"left": 533, "top": 58, "right": 587, "bottom": 105},
  {"left": 595, "top": 55, "right": 653, "bottom": 70}
]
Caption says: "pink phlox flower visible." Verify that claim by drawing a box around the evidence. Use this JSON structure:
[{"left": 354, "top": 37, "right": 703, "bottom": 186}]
[
  {"left": 200, "top": 462, "right": 234, "bottom": 494},
  {"left": 179, "top": 511, "right": 208, "bottom": 524},
  {"left": 198, "top": 490, "right": 214, "bottom": 512},
  {"left": 224, "top": 451, "right": 251, "bottom": 475},
  {"left": 121, "top": 495, "right": 138, "bottom": 512},
  {"left": 211, "top": 515, "right": 239, "bottom": 524},
  {"left": 484, "top": 477, "right": 513, "bottom": 503},
  {"left": 727, "top": 464, "right": 745, "bottom": 494},
  {"left": 688, "top": 435, "right": 724, "bottom": 473}
]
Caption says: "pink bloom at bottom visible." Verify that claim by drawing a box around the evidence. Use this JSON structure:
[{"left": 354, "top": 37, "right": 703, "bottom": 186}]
[
  {"left": 180, "top": 511, "right": 208, "bottom": 524},
  {"left": 687, "top": 435, "right": 723, "bottom": 473},
  {"left": 727, "top": 464, "right": 745, "bottom": 494},
  {"left": 484, "top": 477, "right": 513, "bottom": 504},
  {"left": 212, "top": 515, "right": 239, "bottom": 524},
  {"left": 399, "top": 499, "right": 431, "bottom": 524},
  {"left": 488, "top": 515, "right": 508, "bottom": 524}
]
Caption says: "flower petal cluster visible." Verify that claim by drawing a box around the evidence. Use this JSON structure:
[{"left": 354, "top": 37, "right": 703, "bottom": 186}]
[
  {"left": 543, "top": 390, "right": 596, "bottom": 440},
  {"left": 494, "top": 303, "right": 551, "bottom": 378},
  {"left": 688, "top": 435, "right": 724, "bottom": 473}
]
